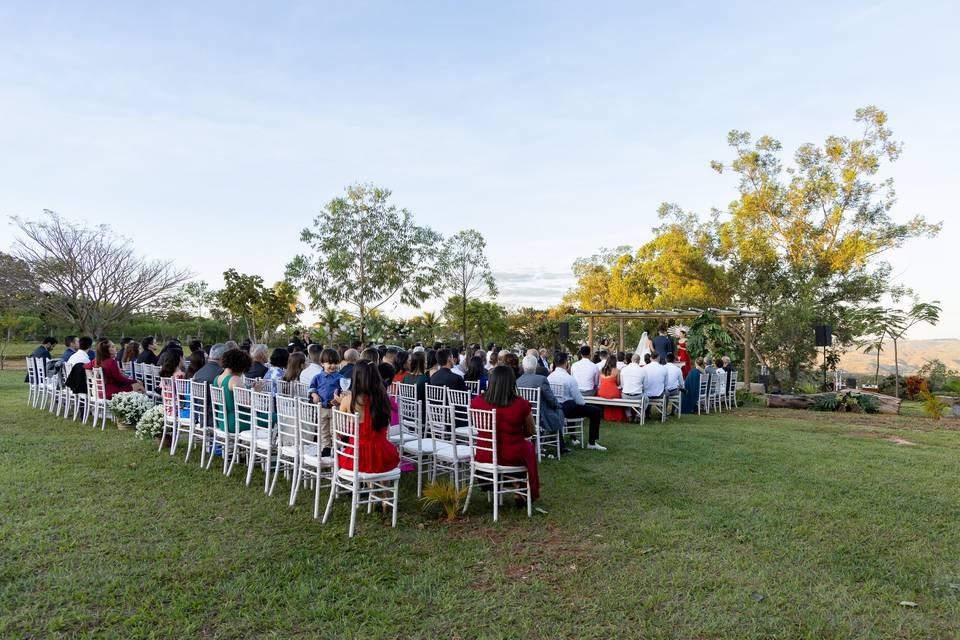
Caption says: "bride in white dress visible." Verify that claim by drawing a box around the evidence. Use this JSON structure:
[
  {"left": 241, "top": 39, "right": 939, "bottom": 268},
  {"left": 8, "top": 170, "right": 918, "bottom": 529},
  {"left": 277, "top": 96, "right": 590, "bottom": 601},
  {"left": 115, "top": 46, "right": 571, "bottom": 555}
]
[{"left": 637, "top": 331, "right": 653, "bottom": 361}]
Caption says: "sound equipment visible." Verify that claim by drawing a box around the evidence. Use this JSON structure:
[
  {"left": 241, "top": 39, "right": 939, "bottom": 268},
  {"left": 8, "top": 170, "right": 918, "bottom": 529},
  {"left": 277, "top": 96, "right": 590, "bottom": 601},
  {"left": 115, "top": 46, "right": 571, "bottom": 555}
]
[
  {"left": 559, "top": 322, "right": 569, "bottom": 341},
  {"left": 814, "top": 324, "right": 832, "bottom": 347},
  {"left": 846, "top": 377, "right": 858, "bottom": 389}
]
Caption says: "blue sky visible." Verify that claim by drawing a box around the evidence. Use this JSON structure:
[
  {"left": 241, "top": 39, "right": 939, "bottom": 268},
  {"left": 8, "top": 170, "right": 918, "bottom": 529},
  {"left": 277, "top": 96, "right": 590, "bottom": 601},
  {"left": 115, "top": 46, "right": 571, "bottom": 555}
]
[{"left": 1, "top": 1, "right": 956, "bottom": 338}]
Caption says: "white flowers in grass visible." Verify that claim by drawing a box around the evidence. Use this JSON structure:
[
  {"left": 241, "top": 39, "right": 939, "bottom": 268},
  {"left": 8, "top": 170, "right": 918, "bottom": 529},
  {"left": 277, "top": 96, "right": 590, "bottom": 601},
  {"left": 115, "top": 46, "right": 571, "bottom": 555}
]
[
  {"left": 135, "top": 405, "right": 165, "bottom": 440},
  {"left": 108, "top": 391, "right": 153, "bottom": 425}
]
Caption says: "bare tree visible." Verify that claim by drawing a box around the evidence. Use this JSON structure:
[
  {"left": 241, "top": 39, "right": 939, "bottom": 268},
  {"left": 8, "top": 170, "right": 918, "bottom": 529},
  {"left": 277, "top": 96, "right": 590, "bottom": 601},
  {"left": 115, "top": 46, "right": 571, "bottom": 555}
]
[{"left": 11, "top": 211, "right": 192, "bottom": 336}]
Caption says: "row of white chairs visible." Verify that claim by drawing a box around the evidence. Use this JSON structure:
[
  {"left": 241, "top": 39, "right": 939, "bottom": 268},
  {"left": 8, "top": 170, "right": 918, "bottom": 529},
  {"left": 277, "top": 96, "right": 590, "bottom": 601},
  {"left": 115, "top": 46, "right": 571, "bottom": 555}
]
[{"left": 25, "top": 357, "right": 113, "bottom": 429}]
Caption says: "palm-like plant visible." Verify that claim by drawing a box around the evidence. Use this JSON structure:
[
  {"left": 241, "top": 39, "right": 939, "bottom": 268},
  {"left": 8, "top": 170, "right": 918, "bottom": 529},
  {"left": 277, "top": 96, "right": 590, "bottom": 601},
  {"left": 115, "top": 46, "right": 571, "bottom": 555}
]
[
  {"left": 320, "top": 307, "right": 345, "bottom": 345},
  {"left": 418, "top": 311, "right": 441, "bottom": 344}
]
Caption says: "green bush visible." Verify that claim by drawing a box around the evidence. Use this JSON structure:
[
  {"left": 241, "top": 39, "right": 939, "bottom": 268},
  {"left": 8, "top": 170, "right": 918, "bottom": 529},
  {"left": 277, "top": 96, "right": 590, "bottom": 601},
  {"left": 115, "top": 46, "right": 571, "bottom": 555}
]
[{"left": 811, "top": 394, "right": 840, "bottom": 412}]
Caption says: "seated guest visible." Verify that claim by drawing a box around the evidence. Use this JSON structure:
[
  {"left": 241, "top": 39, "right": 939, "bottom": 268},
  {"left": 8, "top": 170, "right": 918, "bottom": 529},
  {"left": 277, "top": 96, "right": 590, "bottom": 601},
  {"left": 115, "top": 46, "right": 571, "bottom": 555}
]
[
  {"left": 682, "top": 358, "right": 706, "bottom": 414},
  {"left": 300, "top": 344, "right": 323, "bottom": 384},
  {"left": 136, "top": 336, "right": 158, "bottom": 365},
  {"left": 339, "top": 348, "right": 360, "bottom": 381},
  {"left": 360, "top": 347, "right": 380, "bottom": 364},
  {"left": 392, "top": 350, "right": 410, "bottom": 383},
  {"left": 117, "top": 337, "right": 132, "bottom": 363},
  {"left": 538, "top": 348, "right": 551, "bottom": 372},
  {"left": 159, "top": 348, "right": 186, "bottom": 380},
  {"left": 429, "top": 348, "right": 467, "bottom": 392},
  {"left": 470, "top": 365, "right": 540, "bottom": 502},
  {"left": 186, "top": 350, "right": 206, "bottom": 379},
  {"left": 213, "top": 348, "right": 253, "bottom": 433},
  {"left": 403, "top": 351, "right": 430, "bottom": 407},
  {"left": 31, "top": 336, "right": 57, "bottom": 360},
  {"left": 450, "top": 348, "right": 464, "bottom": 376},
  {"left": 264, "top": 348, "right": 289, "bottom": 381},
  {"left": 526, "top": 348, "right": 549, "bottom": 377},
  {"left": 188, "top": 339, "right": 203, "bottom": 357},
  {"left": 547, "top": 352, "right": 606, "bottom": 451},
  {"left": 337, "top": 361, "right": 400, "bottom": 474},
  {"left": 426, "top": 349, "right": 439, "bottom": 376},
  {"left": 643, "top": 351, "right": 668, "bottom": 418},
  {"left": 464, "top": 356, "right": 489, "bottom": 392},
  {"left": 247, "top": 344, "right": 270, "bottom": 378},
  {"left": 223, "top": 340, "right": 238, "bottom": 352},
  {"left": 193, "top": 343, "right": 226, "bottom": 385},
  {"left": 721, "top": 356, "right": 736, "bottom": 393},
  {"left": 61, "top": 335, "right": 78, "bottom": 363},
  {"left": 66, "top": 336, "right": 94, "bottom": 378},
  {"left": 502, "top": 352, "right": 521, "bottom": 379},
  {"left": 122, "top": 341, "right": 140, "bottom": 364},
  {"left": 485, "top": 349, "right": 498, "bottom": 371},
  {"left": 571, "top": 345, "right": 600, "bottom": 396},
  {"left": 616, "top": 351, "right": 627, "bottom": 370},
  {"left": 309, "top": 348, "right": 343, "bottom": 457},
  {"left": 240, "top": 338, "right": 253, "bottom": 353},
  {"left": 664, "top": 352, "right": 684, "bottom": 415},
  {"left": 517, "top": 355, "right": 567, "bottom": 453},
  {"left": 620, "top": 353, "right": 646, "bottom": 406},
  {"left": 597, "top": 354, "right": 626, "bottom": 422},
  {"left": 84, "top": 340, "right": 143, "bottom": 399},
  {"left": 283, "top": 352, "right": 307, "bottom": 383},
  {"left": 383, "top": 347, "right": 399, "bottom": 369}
]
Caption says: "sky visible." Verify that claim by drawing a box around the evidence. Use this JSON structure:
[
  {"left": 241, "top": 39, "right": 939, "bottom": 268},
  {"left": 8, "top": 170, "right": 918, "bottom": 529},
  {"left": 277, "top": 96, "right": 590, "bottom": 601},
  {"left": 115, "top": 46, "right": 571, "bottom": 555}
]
[{"left": 1, "top": 1, "right": 957, "bottom": 339}]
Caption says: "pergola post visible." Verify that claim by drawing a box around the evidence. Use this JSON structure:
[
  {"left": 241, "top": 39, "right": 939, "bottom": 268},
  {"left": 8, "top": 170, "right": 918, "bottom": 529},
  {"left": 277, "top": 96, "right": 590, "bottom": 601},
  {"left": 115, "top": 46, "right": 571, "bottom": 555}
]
[
  {"left": 588, "top": 316, "right": 595, "bottom": 355},
  {"left": 743, "top": 318, "right": 752, "bottom": 387},
  {"left": 618, "top": 318, "right": 625, "bottom": 352}
]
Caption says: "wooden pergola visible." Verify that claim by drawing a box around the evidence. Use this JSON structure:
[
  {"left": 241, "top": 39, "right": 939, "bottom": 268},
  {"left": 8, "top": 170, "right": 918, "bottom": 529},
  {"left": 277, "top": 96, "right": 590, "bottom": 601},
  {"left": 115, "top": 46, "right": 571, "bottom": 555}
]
[{"left": 573, "top": 307, "right": 762, "bottom": 385}]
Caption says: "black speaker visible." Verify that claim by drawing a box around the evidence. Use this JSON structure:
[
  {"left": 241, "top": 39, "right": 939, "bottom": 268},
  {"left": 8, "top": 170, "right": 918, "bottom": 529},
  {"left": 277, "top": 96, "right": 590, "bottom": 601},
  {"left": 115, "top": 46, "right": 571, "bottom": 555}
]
[
  {"left": 559, "top": 322, "right": 569, "bottom": 340},
  {"left": 814, "top": 324, "right": 832, "bottom": 347}
]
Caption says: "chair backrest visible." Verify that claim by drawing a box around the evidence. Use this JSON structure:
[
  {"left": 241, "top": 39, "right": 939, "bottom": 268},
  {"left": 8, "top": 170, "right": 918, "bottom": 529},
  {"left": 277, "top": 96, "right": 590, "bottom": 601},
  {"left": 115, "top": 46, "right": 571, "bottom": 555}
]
[
  {"left": 143, "top": 365, "right": 159, "bottom": 395},
  {"left": 447, "top": 388, "right": 471, "bottom": 425},
  {"left": 727, "top": 370, "right": 738, "bottom": 395},
  {"left": 92, "top": 367, "right": 107, "bottom": 401},
  {"left": 398, "top": 396, "right": 422, "bottom": 439},
  {"left": 698, "top": 374, "right": 709, "bottom": 400},
  {"left": 210, "top": 385, "right": 227, "bottom": 430},
  {"left": 714, "top": 370, "right": 726, "bottom": 396},
  {"left": 190, "top": 379, "right": 208, "bottom": 427},
  {"left": 550, "top": 382, "right": 568, "bottom": 403},
  {"left": 132, "top": 361, "right": 143, "bottom": 381},
  {"left": 174, "top": 377, "right": 192, "bottom": 417},
  {"left": 275, "top": 395, "right": 299, "bottom": 447},
  {"left": 425, "top": 384, "right": 447, "bottom": 406},
  {"left": 274, "top": 379, "right": 293, "bottom": 397},
  {"left": 395, "top": 382, "right": 417, "bottom": 400},
  {"left": 331, "top": 409, "right": 360, "bottom": 472},
  {"left": 293, "top": 381, "right": 310, "bottom": 398},
  {"left": 518, "top": 386, "right": 540, "bottom": 429},
  {"left": 465, "top": 380, "right": 480, "bottom": 395},
  {"left": 426, "top": 402, "right": 455, "bottom": 444},
  {"left": 85, "top": 369, "right": 96, "bottom": 398},
  {"left": 160, "top": 377, "right": 176, "bottom": 424},
  {"left": 122, "top": 361, "right": 134, "bottom": 379},
  {"left": 386, "top": 382, "right": 398, "bottom": 398},
  {"left": 297, "top": 398, "right": 321, "bottom": 448},
  {"left": 251, "top": 390, "right": 274, "bottom": 434},
  {"left": 35, "top": 358, "right": 48, "bottom": 385},
  {"left": 26, "top": 358, "right": 37, "bottom": 386},
  {"left": 233, "top": 387, "right": 254, "bottom": 433},
  {"left": 468, "top": 407, "right": 497, "bottom": 466}
]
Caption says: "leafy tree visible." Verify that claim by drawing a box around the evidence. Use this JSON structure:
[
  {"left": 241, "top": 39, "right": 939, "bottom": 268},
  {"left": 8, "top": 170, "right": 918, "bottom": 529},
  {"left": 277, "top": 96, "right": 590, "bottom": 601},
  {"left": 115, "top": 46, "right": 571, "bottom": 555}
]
[
  {"left": 870, "top": 298, "right": 941, "bottom": 398},
  {"left": 254, "top": 280, "right": 302, "bottom": 343},
  {"left": 216, "top": 269, "right": 265, "bottom": 340},
  {"left": 11, "top": 212, "right": 191, "bottom": 336},
  {"left": 436, "top": 229, "right": 497, "bottom": 345},
  {"left": 410, "top": 311, "right": 442, "bottom": 345},
  {"left": 319, "top": 307, "right": 348, "bottom": 346},
  {"left": 917, "top": 359, "right": 958, "bottom": 392},
  {"left": 442, "top": 297, "right": 509, "bottom": 348},
  {"left": 287, "top": 183, "right": 442, "bottom": 343}
]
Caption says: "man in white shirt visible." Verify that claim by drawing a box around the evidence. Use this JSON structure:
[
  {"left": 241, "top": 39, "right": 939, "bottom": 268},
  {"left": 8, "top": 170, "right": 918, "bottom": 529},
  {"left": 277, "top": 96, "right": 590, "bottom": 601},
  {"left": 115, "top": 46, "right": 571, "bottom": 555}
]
[
  {"left": 664, "top": 352, "right": 685, "bottom": 416},
  {"left": 620, "top": 353, "right": 645, "bottom": 399},
  {"left": 570, "top": 345, "right": 600, "bottom": 396},
  {"left": 616, "top": 351, "right": 627, "bottom": 370},
  {"left": 299, "top": 344, "right": 323, "bottom": 384},
  {"left": 65, "top": 336, "right": 93, "bottom": 378},
  {"left": 451, "top": 348, "right": 465, "bottom": 377},
  {"left": 643, "top": 351, "right": 668, "bottom": 419},
  {"left": 548, "top": 352, "right": 606, "bottom": 451}
]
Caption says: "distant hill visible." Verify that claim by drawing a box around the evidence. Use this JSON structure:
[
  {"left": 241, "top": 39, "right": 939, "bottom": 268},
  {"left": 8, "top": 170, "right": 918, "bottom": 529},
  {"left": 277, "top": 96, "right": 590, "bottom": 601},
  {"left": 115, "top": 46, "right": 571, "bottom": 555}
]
[{"left": 838, "top": 338, "right": 960, "bottom": 377}]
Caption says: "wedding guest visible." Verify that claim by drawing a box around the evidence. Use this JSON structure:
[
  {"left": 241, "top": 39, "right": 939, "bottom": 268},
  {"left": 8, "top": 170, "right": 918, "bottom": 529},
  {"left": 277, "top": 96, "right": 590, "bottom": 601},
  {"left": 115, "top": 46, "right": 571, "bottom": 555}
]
[
  {"left": 66, "top": 336, "right": 94, "bottom": 378},
  {"left": 620, "top": 353, "right": 646, "bottom": 403},
  {"left": 429, "top": 348, "right": 467, "bottom": 392},
  {"left": 193, "top": 343, "right": 226, "bottom": 386},
  {"left": 664, "top": 352, "right": 684, "bottom": 416},
  {"left": 300, "top": 344, "right": 323, "bottom": 384},
  {"left": 517, "top": 355, "right": 566, "bottom": 453},
  {"left": 186, "top": 350, "right": 206, "bottom": 379},
  {"left": 571, "top": 345, "right": 600, "bottom": 396},
  {"left": 84, "top": 340, "right": 143, "bottom": 399},
  {"left": 309, "top": 348, "right": 343, "bottom": 457},
  {"left": 122, "top": 341, "right": 140, "bottom": 364},
  {"left": 159, "top": 349, "right": 186, "bottom": 380},
  {"left": 392, "top": 350, "right": 410, "bottom": 383},
  {"left": 283, "top": 352, "right": 307, "bottom": 383},
  {"left": 61, "top": 336, "right": 78, "bottom": 362},
  {"left": 597, "top": 354, "right": 625, "bottom": 421},
  {"left": 246, "top": 344, "right": 270, "bottom": 378},
  {"left": 136, "top": 336, "right": 158, "bottom": 365},
  {"left": 213, "top": 349, "right": 252, "bottom": 433},
  {"left": 337, "top": 361, "right": 400, "bottom": 474},
  {"left": 464, "top": 356, "right": 489, "bottom": 392},
  {"left": 682, "top": 357, "right": 706, "bottom": 414},
  {"left": 30, "top": 336, "right": 57, "bottom": 360},
  {"left": 548, "top": 352, "right": 606, "bottom": 451},
  {"left": 340, "top": 348, "right": 360, "bottom": 381},
  {"left": 643, "top": 351, "right": 668, "bottom": 418}
]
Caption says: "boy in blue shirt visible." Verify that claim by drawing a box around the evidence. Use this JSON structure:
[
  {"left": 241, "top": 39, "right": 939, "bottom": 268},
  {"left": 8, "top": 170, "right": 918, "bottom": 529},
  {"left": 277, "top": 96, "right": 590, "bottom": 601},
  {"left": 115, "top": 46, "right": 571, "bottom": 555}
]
[{"left": 309, "top": 348, "right": 342, "bottom": 457}]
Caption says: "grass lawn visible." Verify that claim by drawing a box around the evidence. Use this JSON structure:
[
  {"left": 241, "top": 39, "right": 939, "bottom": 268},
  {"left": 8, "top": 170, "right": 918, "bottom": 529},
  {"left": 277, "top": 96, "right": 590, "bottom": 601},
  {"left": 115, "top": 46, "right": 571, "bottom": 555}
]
[{"left": 3, "top": 371, "right": 960, "bottom": 638}]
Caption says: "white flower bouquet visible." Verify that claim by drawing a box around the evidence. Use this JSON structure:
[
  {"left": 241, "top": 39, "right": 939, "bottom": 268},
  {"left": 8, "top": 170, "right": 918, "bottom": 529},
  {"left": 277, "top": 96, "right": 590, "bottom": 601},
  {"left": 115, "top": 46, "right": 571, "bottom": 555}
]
[
  {"left": 135, "top": 405, "right": 165, "bottom": 440},
  {"left": 108, "top": 391, "right": 153, "bottom": 425}
]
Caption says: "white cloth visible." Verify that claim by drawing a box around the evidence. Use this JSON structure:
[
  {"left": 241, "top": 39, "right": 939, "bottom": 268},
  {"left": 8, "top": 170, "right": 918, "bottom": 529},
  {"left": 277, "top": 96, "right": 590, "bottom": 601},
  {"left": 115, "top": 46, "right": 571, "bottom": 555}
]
[
  {"left": 615, "top": 360, "right": 626, "bottom": 370},
  {"left": 299, "top": 363, "right": 323, "bottom": 384},
  {"left": 65, "top": 349, "right": 90, "bottom": 378},
  {"left": 643, "top": 361, "right": 668, "bottom": 397},
  {"left": 620, "top": 363, "right": 645, "bottom": 396},
  {"left": 637, "top": 332, "right": 652, "bottom": 361},
  {"left": 665, "top": 362, "right": 684, "bottom": 392},
  {"left": 571, "top": 357, "right": 600, "bottom": 393},
  {"left": 548, "top": 368, "right": 585, "bottom": 406}
]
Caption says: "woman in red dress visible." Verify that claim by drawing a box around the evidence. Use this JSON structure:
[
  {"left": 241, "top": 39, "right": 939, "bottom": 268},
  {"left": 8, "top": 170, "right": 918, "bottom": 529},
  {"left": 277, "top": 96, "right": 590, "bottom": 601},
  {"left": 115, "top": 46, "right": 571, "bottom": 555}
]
[
  {"left": 337, "top": 360, "right": 400, "bottom": 474},
  {"left": 596, "top": 354, "right": 626, "bottom": 422},
  {"left": 470, "top": 365, "right": 540, "bottom": 501},
  {"left": 84, "top": 340, "right": 142, "bottom": 399},
  {"left": 677, "top": 330, "right": 692, "bottom": 378}
]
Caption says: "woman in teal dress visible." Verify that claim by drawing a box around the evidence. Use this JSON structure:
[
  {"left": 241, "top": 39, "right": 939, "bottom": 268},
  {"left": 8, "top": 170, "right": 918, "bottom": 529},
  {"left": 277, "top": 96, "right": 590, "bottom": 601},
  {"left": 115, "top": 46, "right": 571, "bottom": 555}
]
[
  {"left": 682, "top": 357, "right": 705, "bottom": 414},
  {"left": 214, "top": 349, "right": 253, "bottom": 432}
]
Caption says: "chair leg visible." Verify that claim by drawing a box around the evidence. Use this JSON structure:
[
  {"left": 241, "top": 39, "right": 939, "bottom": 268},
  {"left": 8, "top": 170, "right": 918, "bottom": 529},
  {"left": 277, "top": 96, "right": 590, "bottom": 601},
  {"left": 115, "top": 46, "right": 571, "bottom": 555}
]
[
  {"left": 526, "top": 474, "right": 532, "bottom": 518},
  {"left": 263, "top": 449, "right": 271, "bottom": 494},
  {"left": 492, "top": 475, "right": 499, "bottom": 522},
  {"left": 313, "top": 471, "right": 322, "bottom": 519},
  {"left": 463, "top": 469, "right": 474, "bottom": 514},
  {"left": 348, "top": 487, "right": 359, "bottom": 538},
  {"left": 269, "top": 456, "right": 283, "bottom": 497},
  {"left": 391, "top": 479, "right": 399, "bottom": 528},
  {"left": 322, "top": 480, "right": 337, "bottom": 524}
]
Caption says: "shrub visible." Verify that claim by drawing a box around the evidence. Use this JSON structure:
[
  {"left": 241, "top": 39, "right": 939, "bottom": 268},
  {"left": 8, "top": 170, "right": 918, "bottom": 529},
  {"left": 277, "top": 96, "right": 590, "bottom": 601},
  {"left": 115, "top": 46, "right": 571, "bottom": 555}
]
[
  {"left": 736, "top": 390, "right": 761, "bottom": 406},
  {"left": 920, "top": 391, "right": 948, "bottom": 421},
  {"left": 856, "top": 393, "right": 880, "bottom": 414},
  {"left": 904, "top": 375, "right": 929, "bottom": 401},
  {"left": 878, "top": 374, "right": 905, "bottom": 398},
  {"left": 420, "top": 479, "right": 468, "bottom": 522},
  {"left": 811, "top": 394, "right": 840, "bottom": 412},
  {"left": 135, "top": 405, "right": 165, "bottom": 439},
  {"left": 108, "top": 392, "right": 153, "bottom": 425}
]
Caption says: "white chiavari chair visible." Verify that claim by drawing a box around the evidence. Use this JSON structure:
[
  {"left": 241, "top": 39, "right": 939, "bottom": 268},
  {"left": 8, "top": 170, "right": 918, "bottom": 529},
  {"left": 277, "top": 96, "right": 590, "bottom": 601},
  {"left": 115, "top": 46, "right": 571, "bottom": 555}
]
[
  {"left": 426, "top": 403, "right": 471, "bottom": 490},
  {"left": 237, "top": 389, "right": 276, "bottom": 492},
  {"left": 397, "top": 395, "right": 431, "bottom": 497},
  {"left": 551, "top": 382, "right": 585, "bottom": 449},
  {"left": 463, "top": 407, "right": 532, "bottom": 522},
  {"left": 726, "top": 370, "right": 739, "bottom": 409},
  {"left": 519, "top": 386, "right": 560, "bottom": 461},
  {"left": 159, "top": 377, "right": 178, "bottom": 450},
  {"left": 226, "top": 387, "right": 255, "bottom": 478},
  {"left": 697, "top": 374, "right": 710, "bottom": 414},
  {"left": 464, "top": 380, "right": 480, "bottom": 396},
  {"left": 171, "top": 378, "right": 194, "bottom": 455},
  {"left": 268, "top": 394, "right": 299, "bottom": 499},
  {"left": 322, "top": 409, "right": 401, "bottom": 538},
  {"left": 290, "top": 399, "right": 334, "bottom": 516},
  {"left": 186, "top": 379, "right": 210, "bottom": 465},
  {"left": 207, "top": 385, "right": 234, "bottom": 474},
  {"left": 425, "top": 384, "right": 447, "bottom": 407},
  {"left": 26, "top": 357, "right": 39, "bottom": 407},
  {"left": 91, "top": 368, "right": 111, "bottom": 430}
]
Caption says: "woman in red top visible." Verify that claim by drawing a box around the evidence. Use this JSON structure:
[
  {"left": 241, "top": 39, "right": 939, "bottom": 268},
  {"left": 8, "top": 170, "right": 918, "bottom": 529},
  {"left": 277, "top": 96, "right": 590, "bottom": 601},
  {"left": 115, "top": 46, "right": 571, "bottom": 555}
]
[
  {"left": 677, "top": 330, "right": 692, "bottom": 377},
  {"left": 337, "top": 360, "right": 400, "bottom": 474},
  {"left": 85, "top": 340, "right": 143, "bottom": 399},
  {"left": 470, "top": 365, "right": 540, "bottom": 501},
  {"left": 597, "top": 354, "right": 626, "bottom": 422}
]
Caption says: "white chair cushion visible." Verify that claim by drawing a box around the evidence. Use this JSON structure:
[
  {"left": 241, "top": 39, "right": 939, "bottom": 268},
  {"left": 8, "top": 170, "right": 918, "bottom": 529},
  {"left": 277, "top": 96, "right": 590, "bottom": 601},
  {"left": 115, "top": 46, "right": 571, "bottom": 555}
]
[
  {"left": 433, "top": 441, "right": 471, "bottom": 461},
  {"left": 336, "top": 467, "right": 401, "bottom": 482},
  {"left": 472, "top": 461, "right": 528, "bottom": 474}
]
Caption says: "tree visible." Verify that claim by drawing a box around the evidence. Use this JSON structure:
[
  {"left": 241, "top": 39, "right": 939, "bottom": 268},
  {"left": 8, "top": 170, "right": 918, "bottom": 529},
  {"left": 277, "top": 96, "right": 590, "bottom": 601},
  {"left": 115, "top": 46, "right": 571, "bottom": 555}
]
[
  {"left": 287, "top": 183, "right": 443, "bottom": 343},
  {"left": 215, "top": 269, "right": 265, "bottom": 341},
  {"left": 319, "top": 307, "right": 347, "bottom": 346},
  {"left": 917, "top": 359, "right": 958, "bottom": 391},
  {"left": 411, "top": 311, "right": 442, "bottom": 345},
  {"left": 170, "top": 280, "right": 215, "bottom": 339},
  {"left": 253, "top": 280, "right": 302, "bottom": 343},
  {"left": 11, "top": 212, "right": 192, "bottom": 336},
  {"left": 442, "top": 297, "right": 509, "bottom": 348},
  {"left": 875, "top": 298, "right": 941, "bottom": 399},
  {"left": 437, "top": 229, "right": 497, "bottom": 345}
]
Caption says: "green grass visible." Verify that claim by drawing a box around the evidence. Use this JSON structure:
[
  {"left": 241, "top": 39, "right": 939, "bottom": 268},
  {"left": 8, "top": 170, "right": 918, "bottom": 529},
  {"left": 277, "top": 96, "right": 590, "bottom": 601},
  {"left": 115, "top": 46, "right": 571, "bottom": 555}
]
[{"left": 3, "top": 370, "right": 960, "bottom": 638}]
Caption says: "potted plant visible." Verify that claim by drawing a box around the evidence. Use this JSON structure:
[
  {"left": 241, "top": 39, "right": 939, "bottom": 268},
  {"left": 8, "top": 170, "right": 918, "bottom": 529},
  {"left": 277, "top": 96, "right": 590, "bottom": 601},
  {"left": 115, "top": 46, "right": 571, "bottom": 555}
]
[
  {"left": 108, "top": 391, "right": 153, "bottom": 430},
  {"left": 135, "top": 405, "right": 165, "bottom": 441}
]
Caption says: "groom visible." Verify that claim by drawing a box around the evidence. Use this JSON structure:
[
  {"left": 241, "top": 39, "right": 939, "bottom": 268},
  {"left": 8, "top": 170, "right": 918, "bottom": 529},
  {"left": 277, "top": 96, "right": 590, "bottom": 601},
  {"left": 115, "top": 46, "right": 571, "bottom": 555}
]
[{"left": 652, "top": 327, "right": 674, "bottom": 365}]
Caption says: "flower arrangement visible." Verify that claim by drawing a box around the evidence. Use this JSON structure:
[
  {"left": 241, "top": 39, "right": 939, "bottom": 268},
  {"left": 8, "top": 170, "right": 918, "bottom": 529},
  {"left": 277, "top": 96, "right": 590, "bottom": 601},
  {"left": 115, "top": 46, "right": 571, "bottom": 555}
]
[
  {"left": 108, "top": 391, "right": 153, "bottom": 425},
  {"left": 135, "top": 405, "right": 165, "bottom": 440}
]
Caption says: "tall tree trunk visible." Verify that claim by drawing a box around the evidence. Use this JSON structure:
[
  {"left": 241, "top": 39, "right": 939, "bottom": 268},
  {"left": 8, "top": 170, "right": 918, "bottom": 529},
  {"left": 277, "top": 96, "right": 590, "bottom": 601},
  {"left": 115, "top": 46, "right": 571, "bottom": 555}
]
[
  {"left": 462, "top": 295, "right": 468, "bottom": 348},
  {"left": 358, "top": 305, "right": 366, "bottom": 345},
  {"left": 893, "top": 338, "right": 900, "bottom": 399},
  {"left": 874, "top": 344, "right": 881, "bottom": 387}
]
